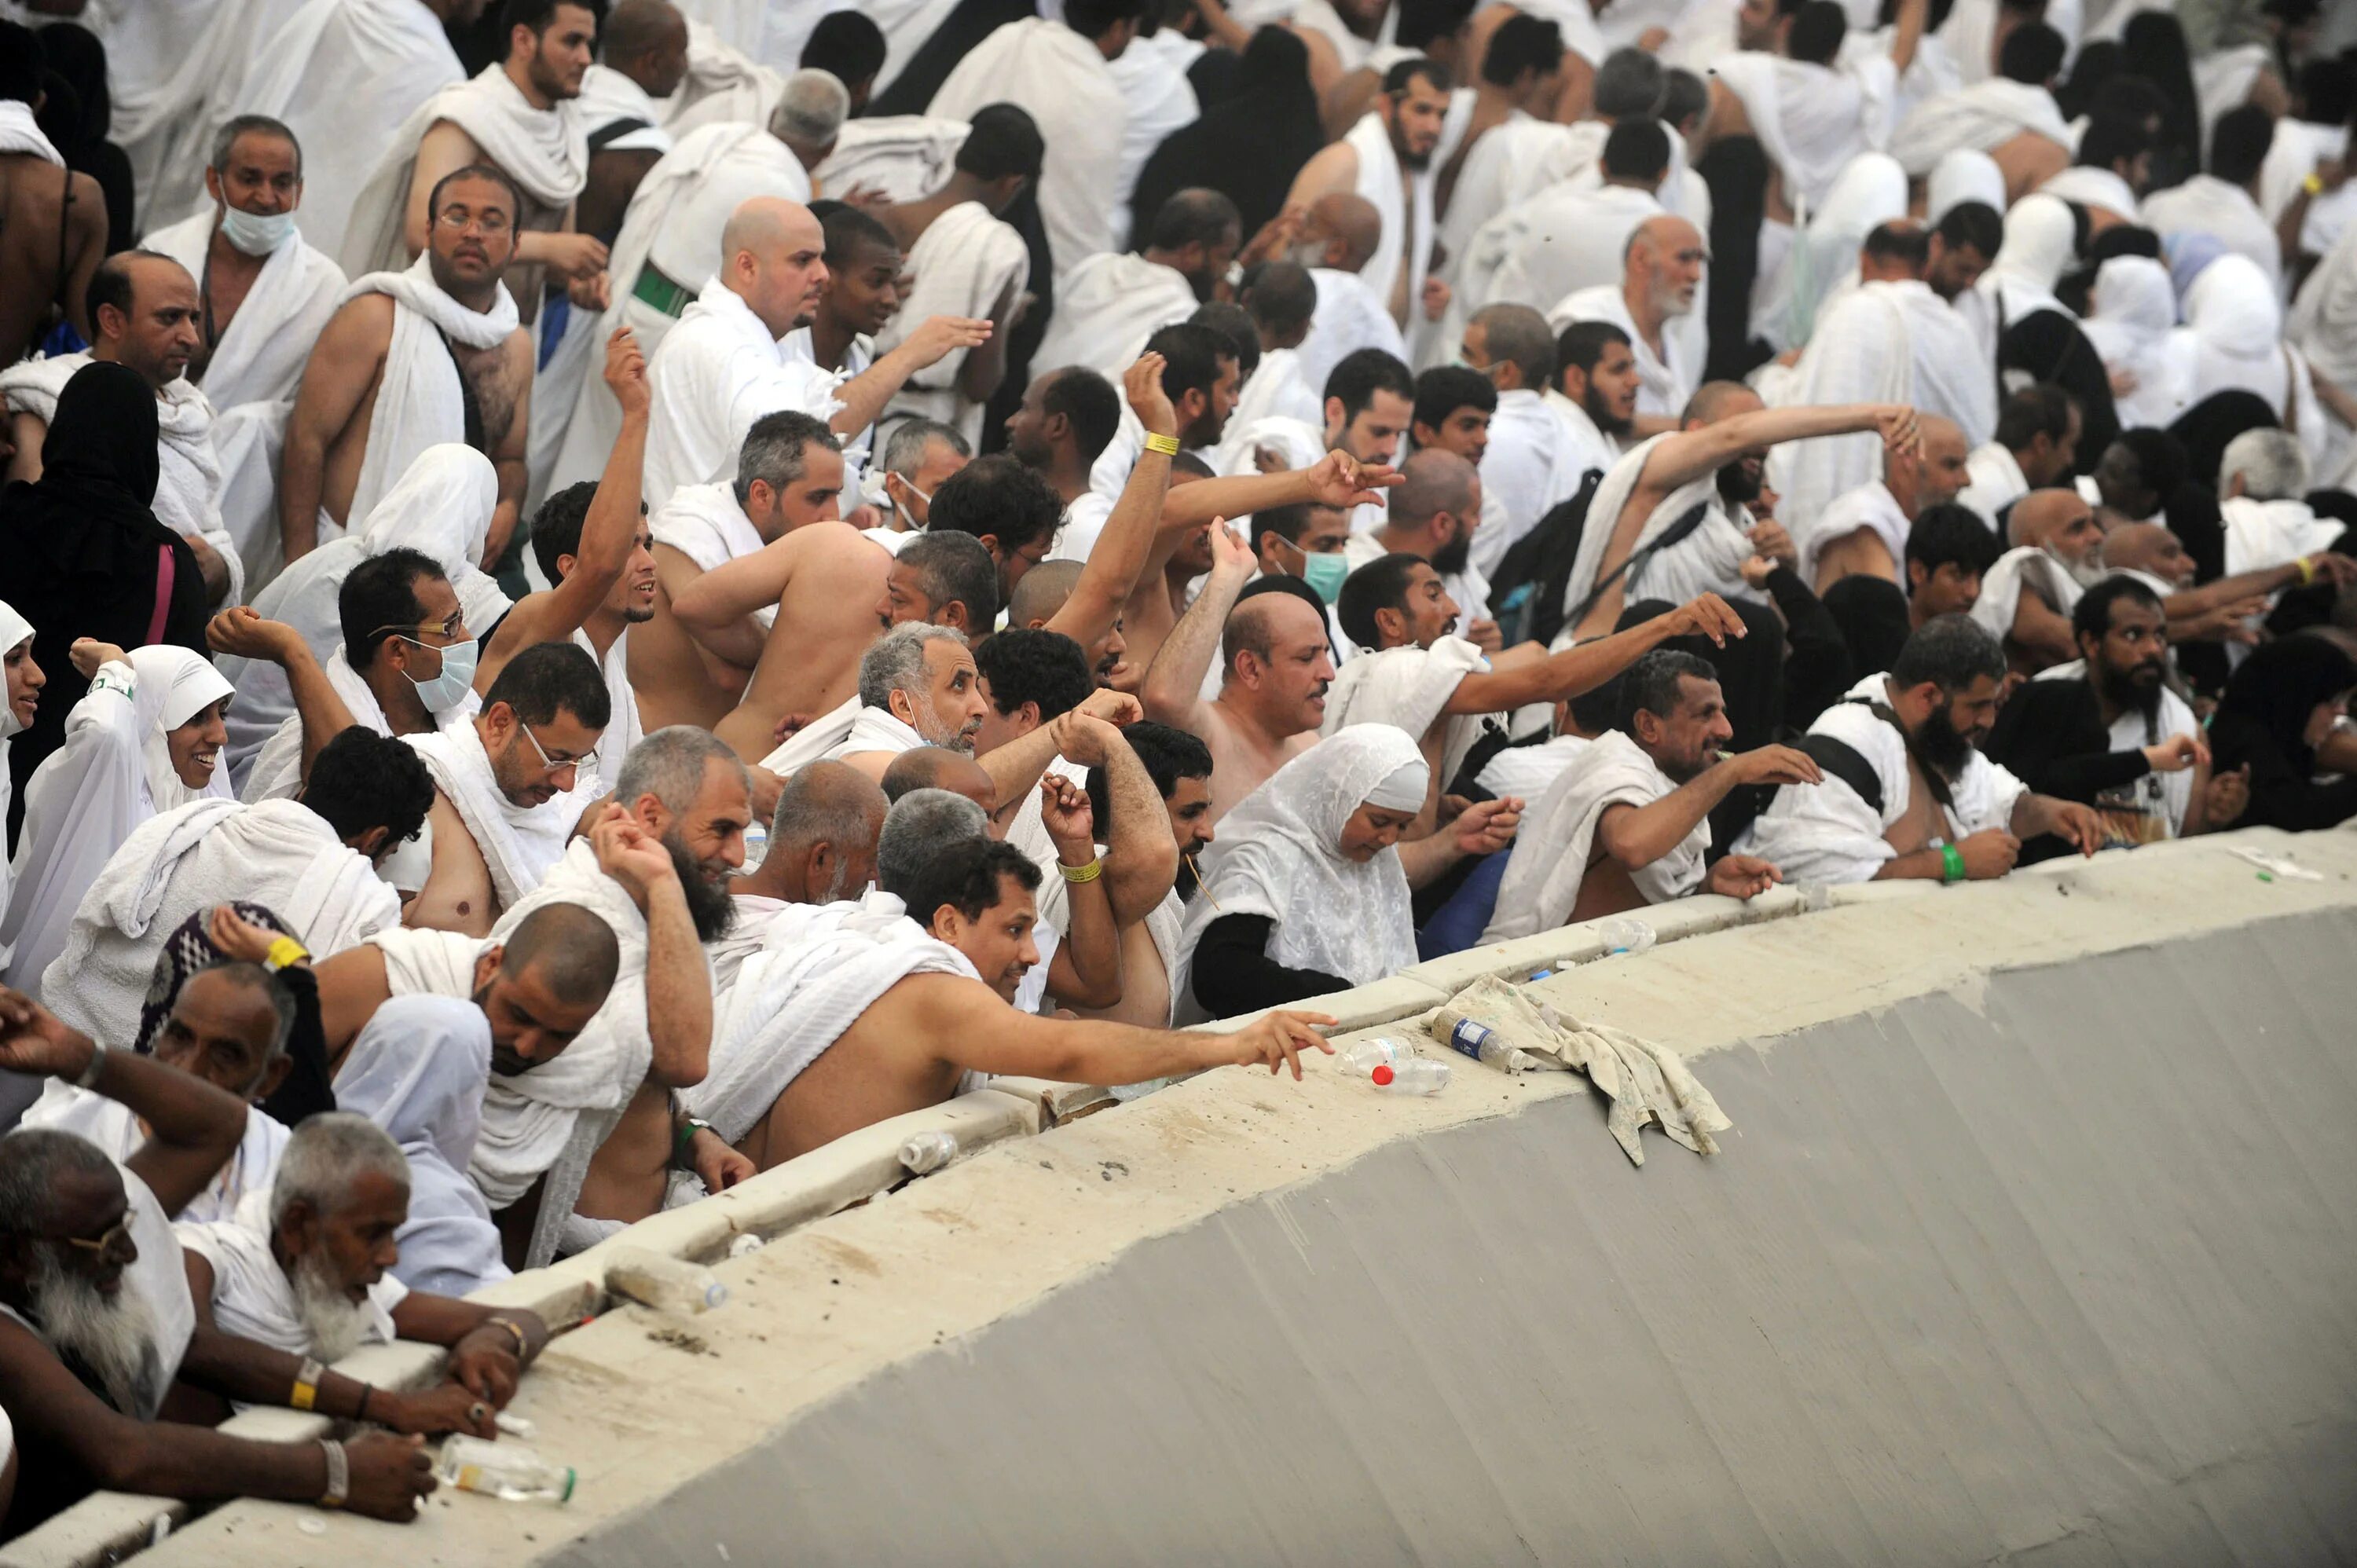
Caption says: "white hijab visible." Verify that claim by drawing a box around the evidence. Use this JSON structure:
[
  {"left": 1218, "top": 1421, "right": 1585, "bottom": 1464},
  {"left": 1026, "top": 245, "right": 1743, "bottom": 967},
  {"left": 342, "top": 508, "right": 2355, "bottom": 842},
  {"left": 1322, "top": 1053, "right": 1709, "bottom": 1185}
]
[
  {"left": 130, "top": 647, "right": 237, "bottom": 814},
  {"left": 0, "top": 601, "right": 31, "bottom": 980},
  {"left": 1175, "top": 725, "right": 1430, "bottom": 1009},
  {"left": 1982, "top": 193, "right": 2077, "bottom": 323},
  {"left": 2081, "top": 256, "right": 2187, "bottom": 430},
  {"left": 2183, "top": 253, "right": 2291, "bottom": 412}
]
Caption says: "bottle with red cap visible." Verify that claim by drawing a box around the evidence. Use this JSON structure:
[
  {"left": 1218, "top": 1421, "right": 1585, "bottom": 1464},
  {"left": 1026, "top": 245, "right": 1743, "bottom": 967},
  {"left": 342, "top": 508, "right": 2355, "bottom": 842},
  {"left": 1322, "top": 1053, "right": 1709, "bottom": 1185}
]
[{"left": 1336, "top": 1039, "right": 1450, "bottom": 1094}]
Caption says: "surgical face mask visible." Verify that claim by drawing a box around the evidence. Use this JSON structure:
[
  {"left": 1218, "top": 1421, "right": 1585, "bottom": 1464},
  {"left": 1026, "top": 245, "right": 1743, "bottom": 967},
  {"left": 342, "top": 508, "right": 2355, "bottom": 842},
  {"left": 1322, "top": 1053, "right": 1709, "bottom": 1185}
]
[
  {"left": 218, "top": 203, "right": 295, "bottom": 257},
  {"left": 892, "top": 478, "right": 932, "bottom": 529},
  {"left": 399, "top": 635, "right": 478, "bottom": 713},
  {"left": 1299, "top": 549, "right": 1349, "bottom": 604}
]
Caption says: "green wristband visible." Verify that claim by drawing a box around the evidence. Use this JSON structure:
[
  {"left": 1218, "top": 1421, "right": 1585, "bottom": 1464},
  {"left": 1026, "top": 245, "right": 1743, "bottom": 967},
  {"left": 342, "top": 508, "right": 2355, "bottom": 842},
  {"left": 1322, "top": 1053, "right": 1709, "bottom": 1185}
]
[{"left": 1941, "top": 842, "right": 1966, "bottom": 884}]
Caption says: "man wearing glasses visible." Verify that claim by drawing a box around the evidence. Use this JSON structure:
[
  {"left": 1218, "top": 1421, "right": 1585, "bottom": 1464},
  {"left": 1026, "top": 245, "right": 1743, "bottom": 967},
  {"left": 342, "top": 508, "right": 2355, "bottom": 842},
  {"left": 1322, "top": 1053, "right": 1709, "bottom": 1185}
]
[
  {"left": 0, "top": 987, "right": 439, "bottom": 1535},
  {"left": 280, "top": 167, "right": 536, "bottom": 568},
  {"left": 405, "top": 642, "right": 613, "bottom": 938}
]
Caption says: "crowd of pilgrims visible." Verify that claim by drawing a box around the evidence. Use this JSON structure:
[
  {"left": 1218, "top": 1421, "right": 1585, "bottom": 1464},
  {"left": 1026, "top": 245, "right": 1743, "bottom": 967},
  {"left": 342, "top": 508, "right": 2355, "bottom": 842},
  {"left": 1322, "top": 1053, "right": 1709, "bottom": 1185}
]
[{"left": 0, "top": 0, "right": 2354, "bottom": 1533}]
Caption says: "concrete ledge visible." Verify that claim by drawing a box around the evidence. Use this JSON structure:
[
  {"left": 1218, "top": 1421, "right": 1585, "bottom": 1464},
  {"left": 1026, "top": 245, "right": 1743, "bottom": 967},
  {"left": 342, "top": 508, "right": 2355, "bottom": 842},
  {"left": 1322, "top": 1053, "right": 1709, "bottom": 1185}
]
[{"left": 14, "top": 826, "right": 2357, "bottom": 1566}]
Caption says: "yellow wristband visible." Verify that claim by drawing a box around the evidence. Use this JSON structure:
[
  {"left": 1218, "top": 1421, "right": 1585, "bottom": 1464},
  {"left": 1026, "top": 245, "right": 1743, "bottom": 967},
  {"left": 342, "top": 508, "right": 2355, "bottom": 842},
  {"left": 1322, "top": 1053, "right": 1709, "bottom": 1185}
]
[
  {"left": 1142, "top": 432, "right": 1181, "bottom": 456},
  {"left": 2306, "top": 173, "right": 2326, "bottom": 197},
  {"left": 291, "top": 1356, "right": 324, "bottom": 1411},
  {"left": 2297, "top": 556, "right": 2318, "bottom": 585},
  {"left": 1058, "top": 858, "right": 1104, "bottom": 884},
  {"left": 262, "top": 935, "right": 310, "bottom": 973}
]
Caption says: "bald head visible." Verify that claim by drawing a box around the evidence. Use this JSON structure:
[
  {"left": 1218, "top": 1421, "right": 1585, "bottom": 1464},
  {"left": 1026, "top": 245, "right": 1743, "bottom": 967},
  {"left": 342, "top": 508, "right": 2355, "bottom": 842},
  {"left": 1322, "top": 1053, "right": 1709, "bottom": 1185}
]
[
  {"left": 1007, "top": 559, "right": 1084, "bottom": 628},
  {"left": 1680, "top": 379, "right": 1762, "bottom": 427},
  {"left": 89, "top": 250, "right": 200, "bottom": 390},
  {"left": 603, "top": 0, "right": 687, "bottom": 94},
  {"left": 1390, "top": 446, "right": 1479, "bottom": 529},
  {"left": 1896, "top": 413, "right": 1970, "bottom": 511},
  {"left": 1308, "top": 192, "right": 1383, "bottom": 272},
  {"left": 2008, "top": 486, "right": 2102, "bottom": 566},
  {"left": 1248, "top": 260, "right": 1318, "bottom": 344},
  {"left": 499, "top": 903, "right": 621, "bottom": 1010},
  {"left": 723, "top": 196, "right": 828, "bottom": 336},
  {"left": 2099, "top": 522, "right": 2194, "bottom": 587},
  {"left": 882, "top": 746, "right": 997, "bottom": 815},
  {"left": 772, "top": 759, "right": 886, "bottom": 848}
]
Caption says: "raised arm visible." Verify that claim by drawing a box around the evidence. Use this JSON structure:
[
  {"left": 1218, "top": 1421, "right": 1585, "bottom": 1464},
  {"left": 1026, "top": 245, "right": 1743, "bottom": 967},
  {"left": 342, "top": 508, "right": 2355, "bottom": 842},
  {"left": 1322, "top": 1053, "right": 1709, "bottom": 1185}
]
[
  {"left": 979, "top": 691, "right": 1142, "bottom": 837},
  {"left": 207, "top": 609, "right": 361, "bottom": 785},
  {"left": 1141, "top": 522, "right": 1256, "bottom": 729},
  {"left": 1447, "top": 595, "right": 1747, "bottom": 713},
  {"left": 1640, "top": 404, "right": 1915, "bottom": 502},
  {"left": 590, "top": 811, "right": 713, "bottom": 1088},
  {"left": 671, "top": 530, "right": 801, "bottom": 632},
  {"left": 1037, "top": 776, "right": 1124, "bottom": 1011},
  {"left": 1074, "top": 717, "right": 1180, "bottom": 925},
  {"left": 827, "top": 315, "right": 993, "bottom": 438},
  {"left": 1160, "top": 451, "right": 1398, "bottom": 534},
  {"left": 478, "top": 329, "right": 650, "bottom": 690},
  {"left": 1889, "top": 0, "right": 1928, "bottom": 75},
  {"left": 0, "top": 987, "right": 245, "bottom": 1219},
  {"left": 1046, "top": 356, "right": 1178, "bottom": 650}
]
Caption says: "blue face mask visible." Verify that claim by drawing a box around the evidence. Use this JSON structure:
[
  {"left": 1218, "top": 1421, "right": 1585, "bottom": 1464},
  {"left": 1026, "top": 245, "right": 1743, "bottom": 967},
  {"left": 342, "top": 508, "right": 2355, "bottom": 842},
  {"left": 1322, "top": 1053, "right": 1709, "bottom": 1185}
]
[
  {"left": 400, "top": 635, "right": 478, "bottom": 713},
  {"left": 1299, "top": 549, "right": 1349, "bottom": 604}
]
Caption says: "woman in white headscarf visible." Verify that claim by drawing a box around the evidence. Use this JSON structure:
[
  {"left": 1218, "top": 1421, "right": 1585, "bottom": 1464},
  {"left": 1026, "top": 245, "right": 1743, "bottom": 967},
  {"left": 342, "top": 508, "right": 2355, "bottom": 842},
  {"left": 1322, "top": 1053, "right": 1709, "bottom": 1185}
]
[
  {"left": 1175, "top": 724, "right": 1431, "bottom": 1022},
  {"left": 1978, "top": 192, "right": 2079, "bottom": 324},
  {"left": 2080, "top": 255, "right": 2190, "bottom": 430},
  {"left": 0, "top": 602, "right": 41, "bottom": 976},
  {"left": 2181, "top": 253, "right": 2326, "bottom": 464},
  {"left": 0, "top": 644, "right": 234, "bottom": 998}
]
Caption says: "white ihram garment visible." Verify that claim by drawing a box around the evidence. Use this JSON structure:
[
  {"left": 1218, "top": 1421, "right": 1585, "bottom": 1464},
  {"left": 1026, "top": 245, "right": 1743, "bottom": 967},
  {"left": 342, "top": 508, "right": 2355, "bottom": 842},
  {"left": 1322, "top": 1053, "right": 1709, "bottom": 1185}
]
[
  {"left": 1030, "top": 253, "right": 1200, "bottom": 384},
  {"left": 1481, "top": 729, "right": 1703, "bottom": 944},
  {"left": 177, "top": 1189, "right": 407, "bottom": 1361},
  {"left": 643, "top": 276, "right": 845, "bottom": 507},
  {"left": 877, "top": 200, "right": 1030, "bottom": 450},
  {"left": 405, "top": 720, "right": 602, "bottom": 916},
  {"left": 1318, "top": 635, "right": 1490, "bottom": 793}
]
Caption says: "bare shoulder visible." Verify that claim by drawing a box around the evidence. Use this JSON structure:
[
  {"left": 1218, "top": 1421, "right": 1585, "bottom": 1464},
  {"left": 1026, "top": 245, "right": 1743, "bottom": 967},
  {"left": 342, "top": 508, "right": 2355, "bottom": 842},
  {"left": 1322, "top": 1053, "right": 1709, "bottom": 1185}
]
[
  {"left": 324, "top": 291, "right": 399, "bottom": 348},
  {"left": 791, "top": 520, "right": 892, "bottom": 571}
]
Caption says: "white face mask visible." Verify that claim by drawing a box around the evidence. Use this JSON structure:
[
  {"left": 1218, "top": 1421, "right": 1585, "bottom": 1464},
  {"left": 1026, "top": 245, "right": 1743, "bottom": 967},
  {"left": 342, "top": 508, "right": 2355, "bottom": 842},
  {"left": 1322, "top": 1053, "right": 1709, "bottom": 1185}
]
[{"left": 218, "top": 203, "right": 295, "bottom": 257}]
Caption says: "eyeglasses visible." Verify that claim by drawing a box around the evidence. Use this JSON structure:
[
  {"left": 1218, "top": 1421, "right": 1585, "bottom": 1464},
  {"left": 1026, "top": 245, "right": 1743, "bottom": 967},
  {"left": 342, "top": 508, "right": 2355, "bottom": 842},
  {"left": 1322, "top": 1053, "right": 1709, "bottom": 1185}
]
[
  {"left": 369, "top": 613, "right": 468, "bottom": 643},
  {"left": 519, "top": 721, "right": 597, "bottom": 779},
  {"left": 4, "top": 1218, "right": 137, "bottom": 1261},
  {"left": 434, "top": 207, "right": 512, "bottom": 236}
]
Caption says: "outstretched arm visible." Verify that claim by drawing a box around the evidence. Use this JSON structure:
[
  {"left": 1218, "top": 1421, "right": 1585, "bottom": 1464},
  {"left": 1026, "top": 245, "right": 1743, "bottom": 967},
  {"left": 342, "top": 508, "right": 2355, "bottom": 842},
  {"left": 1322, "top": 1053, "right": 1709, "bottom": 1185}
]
[
  {"left": 1889, "top": 0, "right": 1928, "bottom": 75},
  {"left": 1596, "top": 746, "right": 1821, "bottom": 870},
  {"left": 828, "top": 315, "right": 993, "bottom": 438},
  {"left": 898, "top": 971, "right": 1336, "bottom": 1083},
  {"left": 1447, "top": 595, "right": 1747, "bottom": 713},
  {"left": 477, "top": 329, "right": 650, "bottom": 691},
  {"left": 1640, "top": 404, "right": 1915, "bottom": 501},
  {"left": 671, "top": 530, "right": 801, "bottom": 632},
  {"left": 1160, "top": 452, "right": 1398, "bottom": 534}
]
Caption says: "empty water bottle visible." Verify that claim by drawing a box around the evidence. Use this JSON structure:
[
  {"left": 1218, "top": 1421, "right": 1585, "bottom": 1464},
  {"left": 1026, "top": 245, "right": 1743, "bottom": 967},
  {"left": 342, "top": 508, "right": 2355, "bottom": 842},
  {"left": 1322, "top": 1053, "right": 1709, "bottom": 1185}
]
[
  {"left": 1795, "top": 881, "right": 1833, "bottom": 912},
  {"left": 604, "top": 1246, "right": 728, "bottom": 1314},
  {"left": 1597, "top": 917, "right": 1655, "bottom": 955},
  {"left": 1337, "top": 1037, "right": 1417, "bottom": 1078},
  {"left": 1373, "top": 1057, "right": 1451, "bottom": 1094},
  {"left": 1429, "top": 1015, "right": 1539, "bottom": 1073},
  {"left": 899, "top": 1130, "right": 959, "bottom": 1174},
  {"left": 437, "top": 1437, "right": 575, "bottom": 1504}
]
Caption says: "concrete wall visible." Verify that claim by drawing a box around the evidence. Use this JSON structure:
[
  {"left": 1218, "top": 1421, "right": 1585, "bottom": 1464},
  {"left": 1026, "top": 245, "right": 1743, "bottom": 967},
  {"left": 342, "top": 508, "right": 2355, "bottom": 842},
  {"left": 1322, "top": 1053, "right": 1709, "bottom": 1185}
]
[{"left": 13, "top": 826, "right": 2356, "bottom": 1566}]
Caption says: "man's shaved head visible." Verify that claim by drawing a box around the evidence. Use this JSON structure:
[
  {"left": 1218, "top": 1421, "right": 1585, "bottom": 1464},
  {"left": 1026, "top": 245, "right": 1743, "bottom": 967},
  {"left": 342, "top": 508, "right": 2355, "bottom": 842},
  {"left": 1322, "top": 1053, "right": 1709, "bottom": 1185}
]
[
  {"left": 771, "top": 759, "right": 887, "bottom": 854},
  {"left": 2008, "top": 486, "right": 2094, "bottom": 548},
  {"left": 1390, "top": 446, "right": 1479, "bottom": 527},
  {"left": 1006, "top": 559, "right": 1084, "bottom": 628},
  {"left": 722, "top": 196, "right": 817, "bottom": 258},
  {"left": 498, "top": 902, "right": 621, "bottom": 1009},
  {"left": 1629, "top": 213, "right": 1701, "bottom": 263},
  {"left": 603, "top": 0, "right": 686, "bottom": 57},
  {"left": 1307, "top": 192, "right": 1383, "bottom": 271},
  {"left": 722, "top": 196, "right": 830, "bottom": 336},
  {"left": 1681, "top": 379, "right": 1762, "bottom": 425},
  {"left": 2099, "top": 522, "right": 2195, "bottom": 587},
  {"left": 881, "top": 746, "right": 998, "bottom": 816}
]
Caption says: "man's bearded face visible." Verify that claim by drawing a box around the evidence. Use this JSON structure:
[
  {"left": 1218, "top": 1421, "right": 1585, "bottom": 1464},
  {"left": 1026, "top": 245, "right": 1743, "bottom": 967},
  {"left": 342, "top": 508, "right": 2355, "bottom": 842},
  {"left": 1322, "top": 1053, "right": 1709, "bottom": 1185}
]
[
  {"left": 30, "top": 1245, "right": 162, "bottom": 1417},
  {"left": 664, "top": 824, "right": 739, "bottom": 942}
]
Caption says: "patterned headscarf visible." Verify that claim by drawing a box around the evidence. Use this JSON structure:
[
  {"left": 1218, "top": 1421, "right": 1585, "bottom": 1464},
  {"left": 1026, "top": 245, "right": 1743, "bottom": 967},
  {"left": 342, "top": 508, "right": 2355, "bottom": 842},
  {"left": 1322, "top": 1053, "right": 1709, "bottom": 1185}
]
[{"left": 135, "top": 900, "right": 292, "bottom": 1053}]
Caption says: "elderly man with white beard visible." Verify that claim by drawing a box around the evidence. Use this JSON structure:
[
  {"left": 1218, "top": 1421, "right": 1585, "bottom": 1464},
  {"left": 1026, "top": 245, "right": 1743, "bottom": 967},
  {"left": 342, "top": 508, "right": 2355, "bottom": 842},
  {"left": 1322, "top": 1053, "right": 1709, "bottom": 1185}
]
[
  {"left": 1970, "top": 487, "right": 2106, "bottom": 673},
  {"left": 175, "top": 1114, "right": 551, "bottom": 1438},
  {"left": 0, "top": 989, "right": 438, "bottom": 1534}
]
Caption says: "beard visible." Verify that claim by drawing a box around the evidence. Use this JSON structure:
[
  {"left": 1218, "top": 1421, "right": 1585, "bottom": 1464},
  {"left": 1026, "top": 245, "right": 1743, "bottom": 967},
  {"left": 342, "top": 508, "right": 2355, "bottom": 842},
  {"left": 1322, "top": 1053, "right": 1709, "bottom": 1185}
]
[
  {"left": 622, "top": 604, "right": 655, "bottom": 625},
  {"left": 291, "top": 1251, "right": 376, "bottom": 1365},
  {"left": 1430, "top": 530, "right": 1471, "bottom": 577},
  {"left": 663, "top": 830, "right": 737, "bottom": 942},
  {"left": 1583, "top": 385, "right": 1633, "bottom": 438},
  {"left": 31, "top": 1247, "right": 163, "bottom": 1416},
  {"left": 1717, "top": 456, "right": 1765, "bottom": 507},
  {"left": 2098, "top": 658, "right": 2165, "bottom": 723},
  {"left": 2054, "top": 549, "right": 2107, "bottom": 591},
  {"left": 1911, "top": 701, "right": 1976, "bottom": 782},
  {"left": 915, "top": 707, "right": 980, "bottom": 754}
]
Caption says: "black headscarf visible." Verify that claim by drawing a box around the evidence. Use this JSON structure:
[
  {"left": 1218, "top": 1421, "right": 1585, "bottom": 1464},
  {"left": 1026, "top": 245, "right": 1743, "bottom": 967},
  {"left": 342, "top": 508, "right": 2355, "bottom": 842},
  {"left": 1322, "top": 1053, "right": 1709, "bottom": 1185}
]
[
  {"left": 1130, "top": 26, "right": 1325, "bottom": 245},
  {"left": 29, "top": 24, "right": 134, "bottom": 255},
  {"left": 2215, "top": 636, "right": 2356, "bottom": 779},
  {"left": 1, "top": 363, "right": 209, "bottom": 844}
]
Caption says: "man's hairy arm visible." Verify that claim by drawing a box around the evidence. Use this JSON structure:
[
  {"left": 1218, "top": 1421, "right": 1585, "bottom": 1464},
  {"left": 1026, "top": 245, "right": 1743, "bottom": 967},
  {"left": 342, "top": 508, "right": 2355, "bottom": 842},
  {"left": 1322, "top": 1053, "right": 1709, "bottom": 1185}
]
[
  {"left": 1141, "top": 526, "right": 1255, "bottom": 730},
  {"left": 1640, "top": 404, "right": 1913, "bottom": 504},
  {"left": 1045, "top": 355, "right": 1176, "bottom": 651},
  {"left": 896, "top": 972, "right": 1336, "bottom": 1083},
  {"left": 280, "top": 297, "right": 392, "bottom": 561},
  {"left": 1448, "top": 596, "right": 1746, "bottom": 713}
]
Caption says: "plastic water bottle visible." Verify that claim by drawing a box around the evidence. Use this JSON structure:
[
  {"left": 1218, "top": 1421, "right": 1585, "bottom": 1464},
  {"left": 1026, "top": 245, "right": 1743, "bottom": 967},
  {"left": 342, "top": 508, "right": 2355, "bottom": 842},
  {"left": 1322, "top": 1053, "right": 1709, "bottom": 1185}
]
[
  {"left": 437, "top": 1436, "right": 575, "bottom": 1504},
  {"left": 604, "top": 1246, "right": 727, "bottom": 1314},
  {"left": 1597, "top": 917, "right": 1655, "bottom": 955},
  {"left": 1431, "top": 1017, "right": 1539, "bottom": 1073},
  {"left": 1372, "top": 1057, "right": 1450, "bottom": 1094},
  {"left": 1337, "top": 1037, "right": 1417, "bottom": 1077},
  {"left": 1795, "top": 881, "right": 1833, "bottom": 911},
  {"left": 899, "top": 1130, "right": 959, "bottom": 1174}
]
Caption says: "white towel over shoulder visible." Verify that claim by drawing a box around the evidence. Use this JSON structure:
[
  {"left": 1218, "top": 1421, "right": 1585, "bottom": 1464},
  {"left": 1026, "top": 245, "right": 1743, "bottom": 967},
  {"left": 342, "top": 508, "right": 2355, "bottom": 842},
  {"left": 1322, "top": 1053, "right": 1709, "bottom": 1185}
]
[
  {"left": 1317, "top": 636, "right": 1490, "bottom": 793},
  {"left": 1481, "top": 731, "right": 1700, "bottom": 944},
  {"left": 405, "top": 722, "right": 598, "bottom": 914}
]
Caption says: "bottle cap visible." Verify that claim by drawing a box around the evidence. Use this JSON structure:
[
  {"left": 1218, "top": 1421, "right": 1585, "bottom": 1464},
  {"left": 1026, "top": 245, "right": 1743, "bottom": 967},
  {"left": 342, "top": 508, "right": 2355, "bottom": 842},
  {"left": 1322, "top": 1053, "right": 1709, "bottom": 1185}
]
[{"left": 1372, "top": 1064, "right": 1394, "bottom": 1086}]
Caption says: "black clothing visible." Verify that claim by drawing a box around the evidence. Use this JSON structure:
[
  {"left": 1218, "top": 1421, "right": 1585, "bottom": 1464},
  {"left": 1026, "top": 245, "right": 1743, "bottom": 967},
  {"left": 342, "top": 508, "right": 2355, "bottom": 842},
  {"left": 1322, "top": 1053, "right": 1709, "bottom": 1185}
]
[
  {"left": 2, "top": 363, "right": 209, "bottom": 847},
  {"left": 1130, "top": 26, "right": 1324, "bottom": 246},
  {"left": 1822, "top": 574, "right": 1913, "bottom": 685},
  {"left": 1192, "top": 914, "right": 1351, "bottom": 1018},
  {"left": 2209, "top": 637, "right": 2357, "bottom": 832},
  {"left": 2002, "top": 310, "right": 2119, "bottom": 479},
  {"left": 257, "top": 964, "right": 338, "bottom": 1127}
]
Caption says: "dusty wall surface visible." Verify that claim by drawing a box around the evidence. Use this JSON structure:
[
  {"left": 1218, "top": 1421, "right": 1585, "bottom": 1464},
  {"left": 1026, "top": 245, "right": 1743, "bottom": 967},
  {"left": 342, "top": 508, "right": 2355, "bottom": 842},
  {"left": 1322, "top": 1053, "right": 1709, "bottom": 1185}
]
[
  {"left": 93, "top": 828, "right": 2357, "bottom": 1568},
  {"left": 548, "top": 908, "right": 2357, "bottom": 1566}
]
